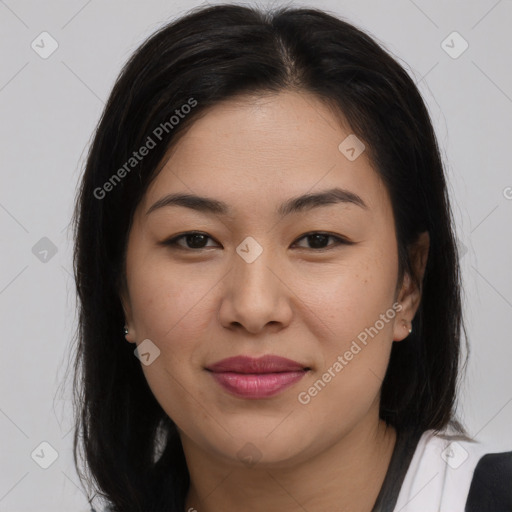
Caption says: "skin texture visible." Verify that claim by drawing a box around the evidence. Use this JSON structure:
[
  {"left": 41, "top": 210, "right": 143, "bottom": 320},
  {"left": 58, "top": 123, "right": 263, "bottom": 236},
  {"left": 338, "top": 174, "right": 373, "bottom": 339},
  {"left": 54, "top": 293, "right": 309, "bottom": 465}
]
[{"left": 121, "top": 90, "right": 429, "bottom": 512}]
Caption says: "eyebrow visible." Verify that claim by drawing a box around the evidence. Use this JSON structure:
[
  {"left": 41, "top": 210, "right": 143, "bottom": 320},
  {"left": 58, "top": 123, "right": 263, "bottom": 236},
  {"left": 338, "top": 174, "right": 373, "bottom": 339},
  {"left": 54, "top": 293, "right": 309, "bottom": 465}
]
[{"left": 145, "top": 187, "right": 367, "bottom": 217}]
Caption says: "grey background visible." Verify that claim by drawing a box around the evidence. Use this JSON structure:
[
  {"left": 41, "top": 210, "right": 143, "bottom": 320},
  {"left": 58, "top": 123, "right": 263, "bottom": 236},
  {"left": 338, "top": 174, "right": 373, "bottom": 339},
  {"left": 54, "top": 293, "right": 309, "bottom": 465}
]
[{"left": 1, "top": 0, "right": 511, "bottom": 510}]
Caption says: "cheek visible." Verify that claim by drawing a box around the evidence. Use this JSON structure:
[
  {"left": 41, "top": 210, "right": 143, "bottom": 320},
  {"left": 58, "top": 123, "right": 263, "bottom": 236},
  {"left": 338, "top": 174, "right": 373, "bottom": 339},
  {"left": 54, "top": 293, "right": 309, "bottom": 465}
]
[
  {"left": 295, "top": 271, "right": 398, "bottom": 433},
  {"left": 296, "top": 244, "right": 399, "bottom": 408},
  {"left": 304, "top": 246, "right": 398, "bottom": 345},
  {"left": 127, "top": 253, "right": 218, "bottom": 341},
  {"left": 127, "top": 260, "right": 219, "bottom": 430}
]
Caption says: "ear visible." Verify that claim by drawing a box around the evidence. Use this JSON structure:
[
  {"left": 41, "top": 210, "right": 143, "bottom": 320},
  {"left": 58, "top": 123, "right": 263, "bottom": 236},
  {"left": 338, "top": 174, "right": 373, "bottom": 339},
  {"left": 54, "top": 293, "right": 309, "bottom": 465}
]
[
  {"left": 119, "top": 285, "right": 137, "bottom": 344},
  {"left": 393, "top": 231, "right": 430, "bottom": 342}
]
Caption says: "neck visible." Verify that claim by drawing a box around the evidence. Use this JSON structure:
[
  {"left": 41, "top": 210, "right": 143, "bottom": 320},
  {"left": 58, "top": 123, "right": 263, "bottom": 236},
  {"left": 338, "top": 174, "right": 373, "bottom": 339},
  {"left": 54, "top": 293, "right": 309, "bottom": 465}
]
[{"left": 182, "top": 417, "right": 397, "bottom": 512}]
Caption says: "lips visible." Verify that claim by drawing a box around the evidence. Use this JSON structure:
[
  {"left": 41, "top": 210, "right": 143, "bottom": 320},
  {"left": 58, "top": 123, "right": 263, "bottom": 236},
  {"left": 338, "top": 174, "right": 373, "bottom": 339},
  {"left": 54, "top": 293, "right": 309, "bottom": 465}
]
[
  {"left": 206, "top": 355, "right": 310, "bottom": 399},
  {"left": 207, "top": 355, "right": 309, "bottom": 373}
]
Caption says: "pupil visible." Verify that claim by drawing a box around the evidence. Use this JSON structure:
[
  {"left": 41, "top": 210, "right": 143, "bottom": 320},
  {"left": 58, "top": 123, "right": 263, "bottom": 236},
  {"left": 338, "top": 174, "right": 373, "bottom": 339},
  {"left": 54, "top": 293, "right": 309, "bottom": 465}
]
[
  {"left": 309, "top": 234, "right": 328, "bottom": 248},
  {"left": 188, "top": 234, "right": 206, "bottom": 248}
]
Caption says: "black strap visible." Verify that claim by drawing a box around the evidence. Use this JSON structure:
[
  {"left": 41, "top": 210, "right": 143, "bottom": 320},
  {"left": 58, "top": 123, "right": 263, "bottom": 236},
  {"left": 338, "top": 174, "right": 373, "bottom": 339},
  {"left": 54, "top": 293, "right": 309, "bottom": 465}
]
[
  {"left": 465, "top": 451, "right": 512, "bottom": 512},
  {"left": 371, "top": 426, "right": 425, "bottom": 512}
]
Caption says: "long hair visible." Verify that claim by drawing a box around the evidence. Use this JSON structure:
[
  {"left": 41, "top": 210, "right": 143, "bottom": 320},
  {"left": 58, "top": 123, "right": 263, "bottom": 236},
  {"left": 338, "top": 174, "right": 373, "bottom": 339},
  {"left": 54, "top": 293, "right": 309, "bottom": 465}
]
[{"left": 70, "top": 4, "right": 469, "bottom": 510}]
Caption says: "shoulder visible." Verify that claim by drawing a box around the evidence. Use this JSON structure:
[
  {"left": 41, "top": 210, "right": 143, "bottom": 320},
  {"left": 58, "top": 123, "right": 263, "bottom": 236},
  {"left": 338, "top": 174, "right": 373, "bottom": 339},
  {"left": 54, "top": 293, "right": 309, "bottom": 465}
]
[
  {"left": 465, "top": 449, "right": 512, "bottom": 511},
  {"left": 393, "top": 427, "right": 512, "bottom": 512}
]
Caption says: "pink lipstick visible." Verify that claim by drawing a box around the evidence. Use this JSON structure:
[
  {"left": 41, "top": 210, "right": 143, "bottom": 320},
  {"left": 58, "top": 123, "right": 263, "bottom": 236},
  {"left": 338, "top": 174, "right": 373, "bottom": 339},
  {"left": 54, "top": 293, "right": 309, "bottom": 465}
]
[{"left": 206, "top": 355, "right": 309, "bottom": 399}]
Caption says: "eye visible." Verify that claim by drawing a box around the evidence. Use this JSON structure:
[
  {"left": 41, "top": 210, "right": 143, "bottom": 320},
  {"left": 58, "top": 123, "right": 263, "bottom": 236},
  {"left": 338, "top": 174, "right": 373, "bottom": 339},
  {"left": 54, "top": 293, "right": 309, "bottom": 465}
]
[
  {"left": 292, "top": 232, "right": 352, "bottom": 250},
  {"left": 163, "top": 231, "right": 219, "bottom": 250}
]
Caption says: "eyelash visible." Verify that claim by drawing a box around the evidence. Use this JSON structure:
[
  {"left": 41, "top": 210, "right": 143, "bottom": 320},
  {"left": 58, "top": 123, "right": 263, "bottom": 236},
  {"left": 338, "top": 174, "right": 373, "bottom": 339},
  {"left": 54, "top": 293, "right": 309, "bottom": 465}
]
[{"left": 162, "top": 231, "right": 353, "bottom": 252}]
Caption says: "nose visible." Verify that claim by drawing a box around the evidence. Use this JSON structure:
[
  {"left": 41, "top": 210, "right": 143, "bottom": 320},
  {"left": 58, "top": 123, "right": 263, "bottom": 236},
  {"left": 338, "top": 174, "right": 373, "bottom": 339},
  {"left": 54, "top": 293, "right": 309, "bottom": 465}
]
[{"left": 217, "top": 242, "right": 293, "bottom": 334}]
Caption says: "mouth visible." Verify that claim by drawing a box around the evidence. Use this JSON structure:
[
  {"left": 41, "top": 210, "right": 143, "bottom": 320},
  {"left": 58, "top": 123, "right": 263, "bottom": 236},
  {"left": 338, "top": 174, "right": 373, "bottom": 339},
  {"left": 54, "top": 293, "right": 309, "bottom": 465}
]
[{"left": 205, "top": 355, "right": 311, "bottom": 399}]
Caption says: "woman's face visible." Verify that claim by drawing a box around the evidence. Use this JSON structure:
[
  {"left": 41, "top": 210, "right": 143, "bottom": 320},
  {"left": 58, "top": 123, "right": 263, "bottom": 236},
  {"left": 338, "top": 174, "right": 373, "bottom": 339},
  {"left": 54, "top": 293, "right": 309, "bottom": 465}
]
[{"left": 121, "top": 90, "right": 423, "bottom": 467}]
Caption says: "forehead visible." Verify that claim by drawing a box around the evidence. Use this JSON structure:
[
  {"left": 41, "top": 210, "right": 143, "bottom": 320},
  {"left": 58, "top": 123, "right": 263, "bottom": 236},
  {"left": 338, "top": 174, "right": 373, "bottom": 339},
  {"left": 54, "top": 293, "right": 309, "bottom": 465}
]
[{"left": 141, "top": 90, "right": 390, "bottom": 217}]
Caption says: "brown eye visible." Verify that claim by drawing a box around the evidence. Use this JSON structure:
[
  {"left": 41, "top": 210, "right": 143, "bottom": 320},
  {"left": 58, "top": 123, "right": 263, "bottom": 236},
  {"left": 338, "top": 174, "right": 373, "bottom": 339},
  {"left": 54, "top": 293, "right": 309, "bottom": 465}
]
[
  {"left": 163, "top": 232, "right": 219, "bottom": 250},
  {"left": 293, "top": 232, "right": 352, "bottom": 250}
]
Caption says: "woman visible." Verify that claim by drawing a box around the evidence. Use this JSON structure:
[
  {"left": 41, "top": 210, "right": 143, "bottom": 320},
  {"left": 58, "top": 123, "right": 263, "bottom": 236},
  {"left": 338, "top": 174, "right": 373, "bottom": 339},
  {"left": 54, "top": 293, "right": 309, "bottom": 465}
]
[{"left": 72, "top": 4, "right": 512, "bottom": 511}]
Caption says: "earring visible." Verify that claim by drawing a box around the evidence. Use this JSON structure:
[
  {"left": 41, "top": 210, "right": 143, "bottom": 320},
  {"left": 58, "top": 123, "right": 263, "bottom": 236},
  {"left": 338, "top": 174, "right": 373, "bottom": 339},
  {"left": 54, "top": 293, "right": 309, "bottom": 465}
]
[
  {"left": 403, "top": 321, "right": 412, "bottom": 334},
  {"left": 123, "top": 326, "right": 129, "bottom": 335}
]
